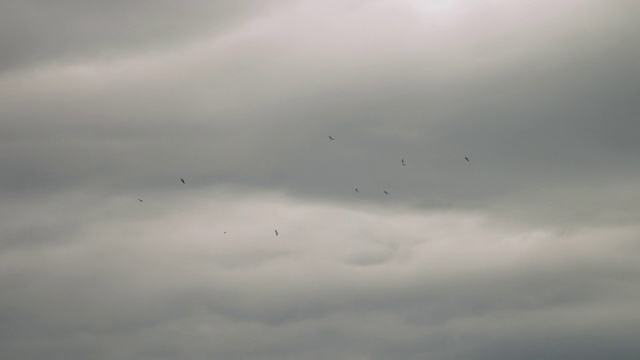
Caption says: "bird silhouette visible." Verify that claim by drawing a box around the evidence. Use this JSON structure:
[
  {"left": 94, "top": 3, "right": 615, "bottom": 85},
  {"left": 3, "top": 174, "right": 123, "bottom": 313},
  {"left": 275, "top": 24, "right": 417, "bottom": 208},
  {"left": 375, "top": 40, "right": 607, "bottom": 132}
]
[
  {"left": 465, "top": 157, "right": 470, "bottom": 162},
  {"left": 355, "top": 188, "right": 359, "bottom": 193},
  {"left": 180, "top": 178, "right": 185, "bottom": 184},
  {"left": 275, "top": 229, "right": 279, "bottom": 236},
  {"left": 383, "top": 190, "right": 389, "bottom": 195},
  {"left": 402, "top": 158, "right": 406, "bottom": 166},
  {"left": 138, "top": 199, "right": 143, "bottom": 202},
  {"left": 328, "top": 136, "right": 335, "bottom": 140}
]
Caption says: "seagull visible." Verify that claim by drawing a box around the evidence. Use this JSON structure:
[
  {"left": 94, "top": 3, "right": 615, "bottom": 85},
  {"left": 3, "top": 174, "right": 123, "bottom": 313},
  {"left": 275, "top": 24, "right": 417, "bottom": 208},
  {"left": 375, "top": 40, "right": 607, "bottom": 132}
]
[
  {"left": 275, "top": 229, "right": 279, "bottom": 236},
  {"left": 401, "top": 158, "right": 406, "bottom": 166},
  {"left": 138, "top": 199, "right": 143, "bottom": 202},
  {"left": 328, "top": 136, "right": 335, "bottom": 140},
  {"left": 383, "top": 190, "right": 389, "bottom": 195},
  {"left": 465, "top": 157, "right": 470, "bottom": 162},
  {"left": 180, "top": 178, "right": 185, "bottom": 184}
]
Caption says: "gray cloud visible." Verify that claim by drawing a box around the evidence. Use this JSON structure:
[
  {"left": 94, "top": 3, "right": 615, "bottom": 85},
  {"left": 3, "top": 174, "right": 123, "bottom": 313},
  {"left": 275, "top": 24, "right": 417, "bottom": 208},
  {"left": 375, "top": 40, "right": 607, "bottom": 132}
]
[
  {"left": 2, "top": 0, "right": 640, "bottom": 359},
  {"left": 2, "top": 0, "right": 639, "bottom": 224},
  {"left": 2, "top": 194, "right": 640, "bottom": 359},
  {"left": 0, "top": 0, "right": 279, "bottom": 73}
]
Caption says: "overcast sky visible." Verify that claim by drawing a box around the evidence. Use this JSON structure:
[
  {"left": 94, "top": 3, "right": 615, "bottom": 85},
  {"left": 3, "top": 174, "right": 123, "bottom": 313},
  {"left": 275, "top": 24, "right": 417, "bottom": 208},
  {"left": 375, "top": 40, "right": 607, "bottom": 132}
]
[{"left": 2, "top": 0, "right": 640, "bottom": 359}]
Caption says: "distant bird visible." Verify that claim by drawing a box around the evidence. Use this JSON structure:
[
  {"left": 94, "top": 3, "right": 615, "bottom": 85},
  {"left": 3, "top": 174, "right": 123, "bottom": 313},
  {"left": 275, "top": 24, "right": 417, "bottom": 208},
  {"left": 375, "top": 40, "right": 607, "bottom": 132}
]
[
  {"left": 328, "top": 136, "right": 335, "bottom": 140},
  {"left": 383, "top": 190, "right": 389, "bottom": 195},
  {"left": 465, "top": 156, "right": 470, "bottom": 162},
  {"left": 138, "top": 199, "right": 143, "bottom": 202},
  {"left": 355, "top": 188, "right": 359, "bottom": 193},
  {"left": 275, "top": 229, "right": 279, "bottom": 236},
  {"left": 401, "top": 158, "right": 406, "bottom": 166},
  {"left": 224, "top": 232, "right": 227, "bottom": 234},
  {"left": 180, "top": 178, "right": 185, "bottom": 184}
]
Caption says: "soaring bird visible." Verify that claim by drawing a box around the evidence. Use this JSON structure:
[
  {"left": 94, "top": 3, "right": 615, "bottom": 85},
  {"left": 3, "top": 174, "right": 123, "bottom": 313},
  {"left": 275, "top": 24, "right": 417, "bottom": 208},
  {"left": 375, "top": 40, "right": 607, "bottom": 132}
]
[
  {"left": 383, "top": 190, "right": 389, "bottom": 195},
  {"left": 328, "top": 136, "right": 335, "bottom": 140},
  {"left": 275, "top": 229, "right": 279, "bottom": 236},
  {"left": 355, "top": 188, "right": 359, "bottom": 193},
  {"left": 180, "top": 178, "right": 185, "bottom": 184},
  {"left": 138, "top": 199, "right": 143, "bottom": 202},
  {"left": 465, "top": 157, "right": 470, "bottom": 162},
  {"left": 402, "top": 158, "right": 406, "bottom": 166}
]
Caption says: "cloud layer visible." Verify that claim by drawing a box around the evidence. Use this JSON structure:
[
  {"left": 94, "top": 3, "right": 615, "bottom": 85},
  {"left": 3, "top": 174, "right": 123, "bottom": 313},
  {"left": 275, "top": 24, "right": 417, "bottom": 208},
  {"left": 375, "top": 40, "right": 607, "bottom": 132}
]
[{"left": 2, "top": 0, "right": 640, "bottom": 359}]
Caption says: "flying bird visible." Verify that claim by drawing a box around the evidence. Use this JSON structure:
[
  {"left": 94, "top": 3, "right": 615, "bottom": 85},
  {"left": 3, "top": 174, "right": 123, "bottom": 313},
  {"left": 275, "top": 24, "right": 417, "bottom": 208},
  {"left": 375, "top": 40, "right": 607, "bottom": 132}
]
[
  {"left": 138, "top": 199, "right": 143, "bottom": 202},
  {"left": 180, "top": 178, "right": 185, "bottom": 184},
  {"left": 401, "top": 158, "right": 406, "bottom": 166},
  {"left": 275, "top": 229, "right": 279, "bottom": 236},
  {"left": 328, "top": 136, "right": 335, "bottom": 140},
  {"left": 465, "top": 157, "right": 470, "bottom": 162},
  {"left": 383, "top": 190, "right": 389, "bottom": 195},
  {"left": 355, "top": 188, "right": 359, "bottom": 193}
]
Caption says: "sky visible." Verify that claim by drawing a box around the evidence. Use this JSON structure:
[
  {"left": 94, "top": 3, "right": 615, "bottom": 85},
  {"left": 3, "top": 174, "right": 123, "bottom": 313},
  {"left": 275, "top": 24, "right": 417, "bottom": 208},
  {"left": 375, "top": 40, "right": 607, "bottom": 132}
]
[{"left": 1, "top": 0, "right": 640, "bottom": 359}]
